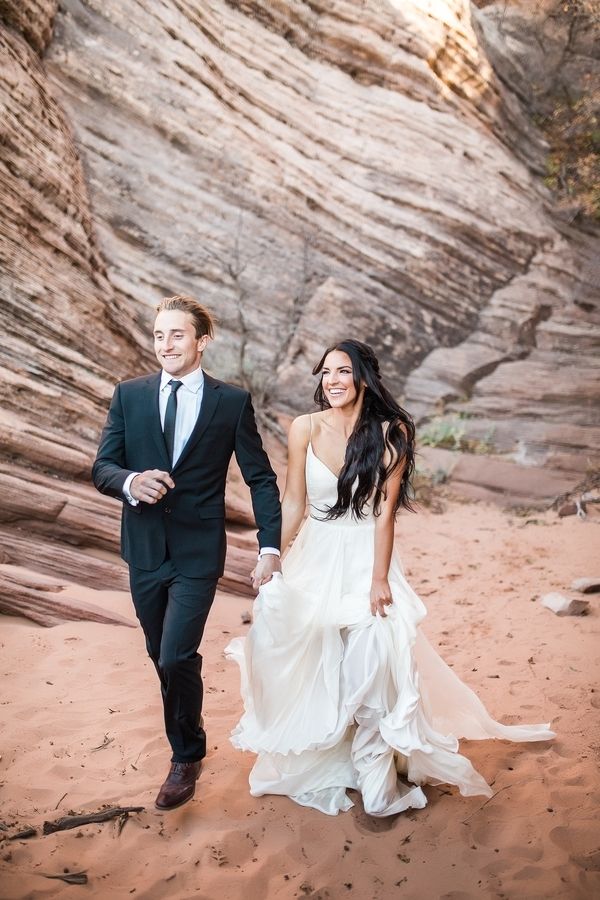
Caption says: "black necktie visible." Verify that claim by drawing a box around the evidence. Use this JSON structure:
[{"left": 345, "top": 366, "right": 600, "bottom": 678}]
[{"left": 163, "top": 379, "right": 183, "bottom": 465}]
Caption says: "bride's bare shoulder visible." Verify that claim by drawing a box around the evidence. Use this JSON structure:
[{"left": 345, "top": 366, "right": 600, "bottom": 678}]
[{"left": 288, "top": 414, "right": 312, "bottom": 446}]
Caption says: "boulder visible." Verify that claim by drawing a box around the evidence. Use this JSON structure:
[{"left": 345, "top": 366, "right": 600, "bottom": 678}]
[
  {"left": 571, "top": 578, "right": 600, "bottom": 595},
  {"left": 0, "top": 565, "right": 136, "bottom": 627},
  {"left": 540, "top": 592, "right": 590, "bottom": 616}
]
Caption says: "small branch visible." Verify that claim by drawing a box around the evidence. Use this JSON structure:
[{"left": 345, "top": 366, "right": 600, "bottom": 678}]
[
  {"left": 91, "top": 735, "right": 114, "bottom": 752},
  {"left": 43, "top": 806, "right": 145, "bottom": 835},
  {"left": 461, "top": 783, "right": 515, "bottom": 825},
  {"left": 8, "top": 827, "right": 37, "bottom": 840},
  {"left": 43, "top": 872, "right": 88, "bottom": 885},
  {"left": 54, "top": 792, "right": 68, "bottom": 810}
]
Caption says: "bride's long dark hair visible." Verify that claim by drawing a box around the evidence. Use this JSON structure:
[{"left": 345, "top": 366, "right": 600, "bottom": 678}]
[{"left": 313, "top": 339, "right": 415, "bottom": 519}]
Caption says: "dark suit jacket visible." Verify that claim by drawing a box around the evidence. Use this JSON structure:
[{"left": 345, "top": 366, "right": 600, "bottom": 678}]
[{"left": 92, "top": 371, "right": 281, "bottom": 577}]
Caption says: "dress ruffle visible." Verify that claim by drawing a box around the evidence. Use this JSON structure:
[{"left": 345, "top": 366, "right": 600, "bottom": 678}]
[
  {"left": 226, "top": 446, "right": 554, "bottom": 816},
  {"left": 226, "top": 567, "right": 553, "bottom": 816}
]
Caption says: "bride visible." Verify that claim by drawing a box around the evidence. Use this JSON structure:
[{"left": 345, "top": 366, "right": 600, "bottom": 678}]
[{"left": 226, "top": 339, "right": 554, "bottom": 817}]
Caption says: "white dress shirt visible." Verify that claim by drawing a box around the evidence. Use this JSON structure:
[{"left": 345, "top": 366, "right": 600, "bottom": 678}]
[
  {"left": 122, "top": 367, "right": 279, "bottom": 558},
  {"left": 158, "top": 366, "right": 205, "bottom": 466}
]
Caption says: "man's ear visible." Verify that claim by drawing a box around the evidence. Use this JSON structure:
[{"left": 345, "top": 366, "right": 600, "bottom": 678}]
[{"left": 198, "top": 334, "right": 210, "bottom": 352}]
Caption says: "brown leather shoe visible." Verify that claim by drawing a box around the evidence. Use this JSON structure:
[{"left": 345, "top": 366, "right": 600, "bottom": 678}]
[{"left": 155, "top": 761, "right": 201, "bottom": 810}]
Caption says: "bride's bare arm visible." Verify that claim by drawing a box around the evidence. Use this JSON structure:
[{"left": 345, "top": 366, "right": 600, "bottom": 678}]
[
  {"left": 371, "top": 431, "right": 406, "bottom": 616},
  {"left": 280, "top": 415, "right": 311, "bottom": 555}
]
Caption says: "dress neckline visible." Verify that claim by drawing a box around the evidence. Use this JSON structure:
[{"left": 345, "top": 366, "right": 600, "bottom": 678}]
[{"left": 308, "top": 442, "right": 341, "bottom": 480}]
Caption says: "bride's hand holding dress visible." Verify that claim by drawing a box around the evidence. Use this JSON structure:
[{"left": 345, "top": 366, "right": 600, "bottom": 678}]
[{"left": 370, "top": 440, "right": 403, "bottom": 619}]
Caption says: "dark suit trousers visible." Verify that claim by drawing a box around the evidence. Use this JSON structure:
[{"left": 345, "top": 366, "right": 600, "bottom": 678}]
[{"left": 129, "top": 560, "right": 218, "bottom": 763}]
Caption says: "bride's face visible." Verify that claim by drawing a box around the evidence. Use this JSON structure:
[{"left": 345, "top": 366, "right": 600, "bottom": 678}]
[{"left": 321, "top": 350, "right": 361, "bottom": 409}]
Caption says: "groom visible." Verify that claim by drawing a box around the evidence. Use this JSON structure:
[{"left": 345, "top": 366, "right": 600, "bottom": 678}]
[{"left": 93, "top": 294, "right": 281, "bottom": 810}]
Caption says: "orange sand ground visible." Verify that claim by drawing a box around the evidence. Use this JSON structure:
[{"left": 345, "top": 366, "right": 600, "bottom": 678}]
[{"left": 1, "top": 502, "right": 599, "bottom": 900}]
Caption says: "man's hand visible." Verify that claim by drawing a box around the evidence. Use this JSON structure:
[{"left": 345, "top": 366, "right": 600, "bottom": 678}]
[
  {"left": 251, "top": 554, "right": 282, "bottom": 592},
  {"left": 130, "top": 470, "right": 175, "bottom": 504}
]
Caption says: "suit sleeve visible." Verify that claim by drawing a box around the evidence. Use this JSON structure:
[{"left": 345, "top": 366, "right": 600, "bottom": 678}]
[
  {"left": 234, "top": 393, "right": 282, "bottom": 551},
  {"left": 92, "top": 383, "right": 137, "bottom": 501}
]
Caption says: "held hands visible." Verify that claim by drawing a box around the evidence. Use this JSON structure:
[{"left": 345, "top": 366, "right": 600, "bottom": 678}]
[
  {"left": 370, "top": 577, "right": 393, "bottom": 617},
  {"left": 251, "top": 554, "right": 282, "bottom": 592},
  {"left": 130, "top": 470, "right": 175, "bottom": 504}
]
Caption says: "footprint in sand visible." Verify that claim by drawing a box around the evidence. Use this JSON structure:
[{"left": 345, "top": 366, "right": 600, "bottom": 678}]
[
  {"left": 203, "top": 829, "right": 262, "bottom": 870},
  {"left": 550, "top": 823, "right": 599, "bottom": 855},
  {"left": 439, "top": 893, "right": 474, "bottom": 900},
  {"left": 512, "top": 864, "right": 546, "bottom": 881},
  {"left": 570, "top": 848, "right": 600, "bottom": 872},
  {"left": 561, "top": 774, "right": 586, "bottom": 786},
  {"left": 472, "top": 822, "right": 543, "bottom": 865},
  {"left": 542, "top": 740, "right": 572, "bottom": 759},
  {"left": 298, "top": 885, "right": 331, "bottom": 900}
]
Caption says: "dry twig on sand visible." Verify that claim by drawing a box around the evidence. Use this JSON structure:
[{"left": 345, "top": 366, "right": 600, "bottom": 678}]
[
  {"left": 43, "top": 872, "right": 88, "bottom": 885},
  {"left": 43, "top": 806, "right": 145, "bottom": 835}
]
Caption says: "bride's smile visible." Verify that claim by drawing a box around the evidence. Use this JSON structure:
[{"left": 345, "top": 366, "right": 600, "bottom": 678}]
[{"left": 321, "top": 349, "right": 363, "bottom": 411}]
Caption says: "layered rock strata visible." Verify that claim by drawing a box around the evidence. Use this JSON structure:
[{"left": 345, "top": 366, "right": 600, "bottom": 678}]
[
  {"left": 0, "top": 1, "right": 598, "bottom": 623},
  {"left": 43, "top": 0, "right": 599, "bottom": 476},
  {"left": 0, "top": 2, "right": 255, "bottom": 613}
]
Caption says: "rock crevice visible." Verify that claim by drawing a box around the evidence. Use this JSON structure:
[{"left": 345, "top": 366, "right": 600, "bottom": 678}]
[{"left": 0, "top": 0, "right": 598, "bottom": 621}]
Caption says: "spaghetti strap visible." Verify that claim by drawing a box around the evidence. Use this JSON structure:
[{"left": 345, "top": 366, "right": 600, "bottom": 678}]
[{"left": 309, "top": 413, "right": 314, "bottom": 441}]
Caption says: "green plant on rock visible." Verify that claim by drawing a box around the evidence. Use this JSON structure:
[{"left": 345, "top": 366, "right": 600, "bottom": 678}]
[
  {"left": 418, "top": 418, "right": 465, "bottom": 450},
  {"left": 418, "top": 419, "right": 496, "bottom": 454},
  {"left": 463, "top": 426, "right": 496, "bottom": 455}
]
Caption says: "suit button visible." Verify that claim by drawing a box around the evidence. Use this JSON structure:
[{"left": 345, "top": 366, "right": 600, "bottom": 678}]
[{"left": 164, "top": 506, "right": 171, "bottom": 514}]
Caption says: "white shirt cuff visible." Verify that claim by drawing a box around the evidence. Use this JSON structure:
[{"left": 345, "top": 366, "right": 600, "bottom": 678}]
[
  {"left": 123, "top": 472, "right": 141, "bottom": 506},
  {"left": 258, "top": 547, "right": 280, "bottom": 559}
]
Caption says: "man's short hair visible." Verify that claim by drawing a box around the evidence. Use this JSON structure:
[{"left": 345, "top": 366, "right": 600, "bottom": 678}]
[{"left": 156, "top": 295, "right": 215, "bottom": 339}]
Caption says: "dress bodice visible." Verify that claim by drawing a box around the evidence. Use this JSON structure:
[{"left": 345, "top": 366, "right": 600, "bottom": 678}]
[{"left": 306, "top": 442, "right": 374, "bottom": 523}]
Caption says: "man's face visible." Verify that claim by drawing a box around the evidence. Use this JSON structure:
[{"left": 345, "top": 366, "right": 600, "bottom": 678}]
[{"left": 153, "top": 309, "right": 208, "bottom": 377}]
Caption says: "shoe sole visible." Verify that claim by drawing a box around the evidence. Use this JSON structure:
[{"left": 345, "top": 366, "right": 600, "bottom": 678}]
[
  {"left": 155, "top": 787, "right": 196, "bottom": 811},
  {"left": 154, "top": 766, "right": 201, "bottom": 810}
]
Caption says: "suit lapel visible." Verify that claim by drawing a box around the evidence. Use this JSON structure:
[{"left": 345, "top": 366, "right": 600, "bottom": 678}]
[
  {"left": 143, "top": 372, "right": 171, "bottom": 468},
  {"left": 173, "top": 373, "right": 221, "bottom": 471}
]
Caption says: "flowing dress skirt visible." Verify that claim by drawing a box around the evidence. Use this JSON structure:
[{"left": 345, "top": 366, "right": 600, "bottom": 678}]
[{"left": 227, "top": 452, "right": 554, "bottom": 816}]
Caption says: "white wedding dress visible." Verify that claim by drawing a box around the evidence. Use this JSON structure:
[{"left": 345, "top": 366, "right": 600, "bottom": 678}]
[{"left": 226, "top": 443, "right": 554, "bottom": 816}]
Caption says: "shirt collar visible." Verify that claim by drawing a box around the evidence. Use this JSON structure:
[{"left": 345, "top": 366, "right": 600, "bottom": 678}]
[{"left": 160, "top": 366, "right": 204, "bottom": 393}]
